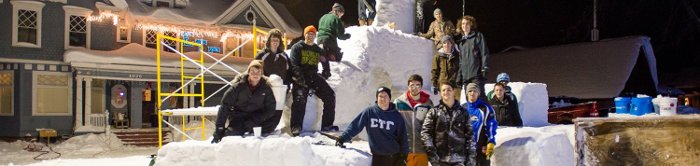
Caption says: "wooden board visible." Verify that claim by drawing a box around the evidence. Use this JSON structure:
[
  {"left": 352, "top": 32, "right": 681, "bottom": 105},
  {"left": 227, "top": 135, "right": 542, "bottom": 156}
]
[{"left": 574, "top": 115, "right": 700, "bottom": 165}]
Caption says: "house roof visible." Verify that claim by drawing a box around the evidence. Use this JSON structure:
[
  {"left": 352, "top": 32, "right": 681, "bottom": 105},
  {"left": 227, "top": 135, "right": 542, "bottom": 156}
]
[{"left": 485, "top": 36, "right": 659, "bottom": 99}]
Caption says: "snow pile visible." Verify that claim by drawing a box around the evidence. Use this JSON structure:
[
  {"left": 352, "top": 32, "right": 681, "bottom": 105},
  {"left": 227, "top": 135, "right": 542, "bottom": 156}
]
[
  {"left": 55, "top": 133, "right": 125, "bottom": 153},
  {"left": 463, "top": 82, "right": 550, "bottom": 127},
  {"left": 330, "top": 26, "right": 435, "bottom": 131},
  {"left": 373, "top": 0, "right": 416, "bottom": 33},
  {"left": 155, "top": 135, "right": 371, "bottom": 166},
  {"left": 492, "top": 125, "right": 575, "bottom": 166},
  {"left": 25, "top": 156, "right": 152, "bottom": 166}
]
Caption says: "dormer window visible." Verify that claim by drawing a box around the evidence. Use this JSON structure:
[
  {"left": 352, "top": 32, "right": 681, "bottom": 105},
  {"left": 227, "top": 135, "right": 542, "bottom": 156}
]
[
  {"left": 11, "top": 1, "right": 45, "bottom": 48},
  {"left": 63, "top": 6, "right": 92, "bottom": 49}
]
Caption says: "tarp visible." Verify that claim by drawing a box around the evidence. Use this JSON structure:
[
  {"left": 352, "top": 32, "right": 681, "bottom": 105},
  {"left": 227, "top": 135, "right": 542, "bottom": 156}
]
[{"left": 486, "top": 36, "right": 659, "bottom": 99}]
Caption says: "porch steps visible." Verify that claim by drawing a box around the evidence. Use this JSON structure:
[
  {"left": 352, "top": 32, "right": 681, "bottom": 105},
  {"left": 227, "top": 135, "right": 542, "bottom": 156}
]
[{"left": 113, "top": 129, "right": 171, "bottom": 147}]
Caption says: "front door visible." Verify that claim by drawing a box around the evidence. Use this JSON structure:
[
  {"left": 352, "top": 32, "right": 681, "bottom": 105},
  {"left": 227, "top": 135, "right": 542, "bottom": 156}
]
[{"left": 109, "top": 83, "right": 130, "bottom": 128}]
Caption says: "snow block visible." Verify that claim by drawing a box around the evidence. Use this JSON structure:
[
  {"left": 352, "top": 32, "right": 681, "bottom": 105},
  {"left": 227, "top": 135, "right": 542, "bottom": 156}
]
[
  {"left": 492, "top": 125, "right": 575, "bottom": 166},
  {"left": 465, "top": 82, "right": 550, "bottom": 127},
  {"left": 156, "top": 136, "right": 371, "bottom": 166},
  {"left": 373, "top": 0, "right": 416, "bottom": 33}
]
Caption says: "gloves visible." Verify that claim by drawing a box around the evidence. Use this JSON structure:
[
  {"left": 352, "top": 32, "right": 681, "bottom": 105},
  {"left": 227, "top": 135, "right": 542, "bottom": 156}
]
[
  {"left": 335, "top": 138, "right": 346, "bottom": 148},
  {"left": 211, "top": 128, "right": 224, "bottom": 144},
  {"left": 426, "top": 147, "right": 440, "bottom": 164},
  {"left": 339, "top": 33, "right": 351, "bottom": 40},
  {"left": 432, "top": 87, "right": 439, "bottom": 95},
  {"left": 485, "top": 143, "right": 495, "bottom": 160},
  {"left": 321, "top": 71, "right": 331, "bottom": 80},
  {"left": 481, "top": 69, "right": 488, "bottom": 80},
  {"left": 308, "top": 89, "right": 316, "bottom": 97}
]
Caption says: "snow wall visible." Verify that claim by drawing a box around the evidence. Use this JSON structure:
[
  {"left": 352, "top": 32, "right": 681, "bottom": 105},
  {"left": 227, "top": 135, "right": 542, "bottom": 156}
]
[
  {"left": 492, "top": 125, "right": 575, "bottom": 166},
  {"left": 373, "top": 0, "right": 416, "bottom": 33},
  {"left": 155, "top": 135, "right": 371, "bottom": 166},
  {"left": 461, "top": 82, "right": 551, "bottom": 127}
]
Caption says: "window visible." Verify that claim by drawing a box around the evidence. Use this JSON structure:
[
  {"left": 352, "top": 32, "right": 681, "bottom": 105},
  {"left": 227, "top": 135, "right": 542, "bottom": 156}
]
[
  {"left": 116, "top": 18, "right": 130, "bottom": 43},
  {"left": 33, "top": 72, "right": 72, "bottom": 116},
  {"left": 64, "top": 6, "right": 92, "bottom": 49},
  {"left": 0, "top": 72, "right": 13, "bottom": 116},
  {"left": 144, "top": 30, "right": 157, "bottom": 48},
  {"left": 91, "top": 79, "right": 105, "bottom": 114},
  {"left": 145, "top": 30, "right": 178, "bottom": 51},
  {"left": 163, "top": 31, "right": 178, "bottom": 52},
  {"left": 11, "top": 1, "right": 45, "bottom": 48}
]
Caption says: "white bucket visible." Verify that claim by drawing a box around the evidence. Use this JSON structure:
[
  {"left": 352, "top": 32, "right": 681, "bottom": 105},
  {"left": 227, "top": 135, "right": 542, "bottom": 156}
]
[
  {"left": 271, "top": 85, "right": 287, "bottom": 110},
  {"left": 659, "top": 97, "right": 678, "bottom": 116}
]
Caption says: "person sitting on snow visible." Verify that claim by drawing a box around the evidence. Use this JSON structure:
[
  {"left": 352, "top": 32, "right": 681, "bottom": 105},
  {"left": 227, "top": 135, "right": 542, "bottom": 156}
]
[
  {"left": 317, "top": 3, "right": 351, "bottom": 63},
  {"left": 395, "top": 74, "right": 433, "bottom": 166},
  {"left": 421, "top": 81, "right": 476, "bottom": 166},
  {"left": 336, "top": 87, "right": 409, "bottom": 166},
  {"left": 212, "top": 60, "right": 277, "bottom": 143},
  {"left": 288, "top": 25, "right": 338, "bottom": 136},
  {"left": 488, "top": 82, "right": 523, "bottom": 127},
  {"left": 463, "top": 83, "right": 498, "bottom": 165},
  {"left": 419, "top": 8, "right": 457, "bottom": 49}
]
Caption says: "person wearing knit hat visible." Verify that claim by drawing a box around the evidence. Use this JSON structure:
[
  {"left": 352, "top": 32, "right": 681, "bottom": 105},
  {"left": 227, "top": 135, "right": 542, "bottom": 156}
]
[
  {"left": 462, "top": 82, "right": 498, "bottom": 165},
  {"left": 318, "top": 3, "right": 352, "bottom": 64},
  {"left": 431, "top": 34, "right": 461, "bottom": 100},
  {"left": 418, "top": 7, "right": 456, "bottom": 48},
  {"left": 212, "top": 60, "right": 277, "bottom": 143},
  {"left": 337, "top": 86, "right": 409, "bottom": 166},
  {"left": 288, "top": 24, "right": 337, "bottom": 136}
]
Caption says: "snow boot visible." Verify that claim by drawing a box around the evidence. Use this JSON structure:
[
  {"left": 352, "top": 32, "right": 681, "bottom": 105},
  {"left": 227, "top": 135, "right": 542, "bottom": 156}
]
[{"left": 321, "top": 126, "right": 339, "bottom": 132}]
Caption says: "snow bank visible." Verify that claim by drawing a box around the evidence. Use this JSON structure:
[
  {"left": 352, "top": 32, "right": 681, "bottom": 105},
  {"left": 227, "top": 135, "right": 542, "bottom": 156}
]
[
  {"left": 492, "top": 125, "right": 575, "bottom": 166},
  {"left": 374, "top": 0, "right": 416, "bottom": 33},
  {"left": 25, "top": 156, "right": 152, "bottom": 166},
  {"left": 463, "top": 82, "right": 550, "bottom": 127},
  {"left": 155, "top": 135, "right": 371, "bottom": 166}
]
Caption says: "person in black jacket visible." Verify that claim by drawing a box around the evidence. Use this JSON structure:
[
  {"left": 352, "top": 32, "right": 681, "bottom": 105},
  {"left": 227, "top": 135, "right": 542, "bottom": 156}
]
[
  {"left": 288, "top": 26, "right": 337, "bottom": 136},
  {"left": 455, "top": 15, "right": 489, "bottom": 101},
  {"left": 212, "top": 60, "right": 277, "bottom": 143},
  {"left": 255, "top": 28, "right": 290, "bottom": 85},
  {"left": 421, "top": 81, "right": 476, "bottom": 166},
  {"left": 337, "top": 87, "right": 409, "bottom": 166},
  {"left": 488, "top": 83, "right": 522, "bottom": 127}
]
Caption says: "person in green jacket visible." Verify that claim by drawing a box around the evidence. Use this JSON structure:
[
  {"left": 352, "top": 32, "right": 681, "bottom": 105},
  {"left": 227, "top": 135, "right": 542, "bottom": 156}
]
[{"left": 317, "top": 3, "right": 351, "bottom": 65}]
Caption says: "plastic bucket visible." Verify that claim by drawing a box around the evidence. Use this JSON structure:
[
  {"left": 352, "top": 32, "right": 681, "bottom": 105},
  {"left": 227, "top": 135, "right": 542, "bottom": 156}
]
[
  {"left": 614, "top": 97, "right": 632, "bottom": 114},
  {"left": 271, "top": 85, "right": 287, "bottom": 110},
  {"left": 659, "top": 97, "right": 678, "bottom": 116},
  {"left": 630, "top": 97, "right": 652, "bottom": 116}
]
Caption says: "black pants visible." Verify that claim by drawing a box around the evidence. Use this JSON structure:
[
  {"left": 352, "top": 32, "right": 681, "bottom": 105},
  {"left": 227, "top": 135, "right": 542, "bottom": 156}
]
[
  {"left": 318, "top": 37, "right": 342, "bottom": 62},
  {"left": 372, "top": 153, "right": 405, "bottom": 166},
  {"left": 290, "top": 74, "right": 336, "bottom": 131},
  {"left": 476, "top": 145, "right": 490, "bottom": 166},
  {"left": 225, "top": 110, "right": 283, "bottom": 136}
]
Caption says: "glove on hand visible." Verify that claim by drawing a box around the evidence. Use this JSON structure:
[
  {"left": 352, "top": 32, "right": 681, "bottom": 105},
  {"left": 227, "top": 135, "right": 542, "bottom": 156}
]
[
  {"left": 335, "top": 138, "right": 346, "bottom": 148},
  {"left": 211, "top": 128, "right": 225, "bottom": 144},
  {"left": 485, "top": 143, "right": 495, "bottom": 160}
]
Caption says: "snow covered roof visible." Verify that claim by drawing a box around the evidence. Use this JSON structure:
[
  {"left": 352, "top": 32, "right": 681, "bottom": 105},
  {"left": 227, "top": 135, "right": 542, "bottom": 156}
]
[
  {"left": 212, "top": 0, "right": 302, "bottom": 37},
  {"left": 486, "top": 36, "right": 659, "bottom": 99},
  {"left": 125, "top": 0, "right": 235, "bottom": 25}
]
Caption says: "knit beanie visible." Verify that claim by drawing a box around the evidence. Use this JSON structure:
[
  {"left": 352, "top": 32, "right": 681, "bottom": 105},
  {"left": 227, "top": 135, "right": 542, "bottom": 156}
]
[
  {"left": 376, "top": 86, "right": 392, "bottom": 99},
  {"left": 466, "top": 83, "right": 479, "bottom": 92},
  {"left": 304, "top": 25, "right": 317, "bottom": 35},
  {"left": 434, "top": 8, "right": 442, "bottom": 15}
]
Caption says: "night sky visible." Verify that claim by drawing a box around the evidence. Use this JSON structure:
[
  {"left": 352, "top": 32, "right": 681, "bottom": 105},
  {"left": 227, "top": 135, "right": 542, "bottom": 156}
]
[{"left": 275, "top": 0, "right": 700, "bottom": 91}]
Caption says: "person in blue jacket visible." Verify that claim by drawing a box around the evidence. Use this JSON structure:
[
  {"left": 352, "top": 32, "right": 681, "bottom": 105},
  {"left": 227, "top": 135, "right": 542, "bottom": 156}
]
[
  {"left": 462, "top": 83, "right": 498, "bottom": 166},
  {"left": 336, "top": 86, "right": 409, "bottom": 166}
]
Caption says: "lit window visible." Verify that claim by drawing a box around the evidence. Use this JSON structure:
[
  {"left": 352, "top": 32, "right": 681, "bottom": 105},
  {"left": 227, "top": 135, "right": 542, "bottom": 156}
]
[
  {"left": 145, "top": 30, "right": 157, "bottom": 48},
  {"left": 0, "top": 72, "right": 13, "bottom": 116},
  {"left": 91, "top": 79, "right": 105, "bottom": 114},
  {"left": 33, "top": 72, "right": 72, "bottom": 116}
]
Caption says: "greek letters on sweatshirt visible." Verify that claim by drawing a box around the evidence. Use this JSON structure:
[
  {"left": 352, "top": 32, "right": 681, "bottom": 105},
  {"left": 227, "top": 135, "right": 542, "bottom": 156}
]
[{"left": 339, "top": 103, "right": 409, "bottom": 155}]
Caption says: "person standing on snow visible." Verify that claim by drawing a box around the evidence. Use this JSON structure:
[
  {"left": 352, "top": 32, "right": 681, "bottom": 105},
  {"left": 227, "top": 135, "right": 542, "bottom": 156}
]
[
  {"left": 419, "top": 8, "right": 457, "bottom": 49},
  {"left": 288, "top": 25, "right": 338, "bottom": 136},
  {"left": 358, "top": 0, "right": 376, "bottom": 26},
  {"left": 317, "top": 3, "right": 351, "bottom": 63},
  {"left": 455, "top": 15, "right": 489, "bottom": 101},
  {"left": 462, "top": 83, "right": 497, "bottom": 165},
  {"left": 488, "top": 82, "right": 522, "bottom": 127},
  {"left": 336, "top": 87, "right": 409, "bottom": 166},
  {"left": 395, "top": 74, "right": 434, "bottom": 166},
  {"left": 212, "top": 60, "right": 277, "bottom": 143},
  {"left": 431, "top": 35, "right": 461, "bottom": 99},
  {"left": 421, "top": 81, "right": 476, "bottom": 166}
]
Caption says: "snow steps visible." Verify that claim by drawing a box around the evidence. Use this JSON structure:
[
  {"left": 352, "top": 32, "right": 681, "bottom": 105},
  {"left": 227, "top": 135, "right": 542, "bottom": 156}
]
[{"left": 113, "top": 129, "right": 171, "bottom": 147}]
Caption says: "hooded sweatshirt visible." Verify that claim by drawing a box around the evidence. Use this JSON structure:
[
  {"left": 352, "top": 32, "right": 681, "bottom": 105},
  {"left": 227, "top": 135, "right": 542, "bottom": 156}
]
[{"left": 339, "top": 103, "right": 409, "bottom": 156}]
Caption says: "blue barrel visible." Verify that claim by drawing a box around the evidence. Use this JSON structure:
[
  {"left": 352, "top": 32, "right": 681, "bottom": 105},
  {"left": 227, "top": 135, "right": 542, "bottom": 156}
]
[
  {"left": 630, "top": 97, "right": 653, "bottom": 116},
  {"left": 614, "top": 97, "right": 632, "bottom": 114}
]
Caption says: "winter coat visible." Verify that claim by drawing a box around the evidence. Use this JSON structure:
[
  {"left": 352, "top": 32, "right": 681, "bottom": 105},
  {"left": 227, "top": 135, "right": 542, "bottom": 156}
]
[
  {"left": 339, "top": 103, "right": 409, "bottom": 156},
  {"left": 431, "top": 48, "right": 460, "bottom": 88},
  {"left": 487, "top": 86, "right": 514, "bottom": 100},
  {"left": 255, "top": 49, "right": 291, "bottom": 85},
  {"left": 395, "top": 91, "right": 434, "bottom": 153},
  {"left": 215, "top": 74, "right": 277, "bottom": 130},
  {"left": 463, "top": 99, "right": 497, "bottom": 147},
  {"left": 317, "top": 13, "right": 350, "bottom": 43},
  {"left": 420, "top": 20, "right": 457, "bottom": 47},
  {"left": 288, "top": 41, "right": 327, "bottom": 87},
  {"left": 456, "top": 31, "right": 489, "bottom": 85},
  {"left": 421, "top": 100, "right": 476, "bottom": 165},
  {"left": 488, "top": 92, "right": 523, "bottom": 127}
]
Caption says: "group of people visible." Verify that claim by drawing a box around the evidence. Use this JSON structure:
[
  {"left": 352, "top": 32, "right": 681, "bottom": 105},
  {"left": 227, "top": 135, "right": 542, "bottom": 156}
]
[{"left": 210, "top": 3, "right": 525, "bottom": 166}]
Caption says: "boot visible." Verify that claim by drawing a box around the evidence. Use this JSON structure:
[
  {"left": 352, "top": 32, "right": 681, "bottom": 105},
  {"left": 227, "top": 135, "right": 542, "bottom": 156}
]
[
  {"left": 358, "top": 19, "right": 367, "bottom": 26},
  {"left": 367, "top": 19, "right": 374, "bottom": 26}
]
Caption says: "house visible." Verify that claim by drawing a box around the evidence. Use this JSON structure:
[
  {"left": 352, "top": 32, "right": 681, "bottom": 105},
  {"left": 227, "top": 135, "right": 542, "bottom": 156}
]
[{"left": 0, "top": 0, "right": 302, "bottom": 137}]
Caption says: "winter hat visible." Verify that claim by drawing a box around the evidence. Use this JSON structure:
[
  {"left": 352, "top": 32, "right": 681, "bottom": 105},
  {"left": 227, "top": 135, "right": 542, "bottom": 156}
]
[
  {"left": 376, "top": 86, "right": 392, "bottom": 99},
  {"left": 496, "top": 73, "right": 510, "bottom": 83},
  {"left": 304, "top": 25, "right": 317, "bottom": 35},
  {"left": 440, "top": 35, "right": 453, "bottom": 44},
  {"left": 466, "top": 83, "right": 479, "bottom": 92},
  {"left": 332, "top": 3, "right": 345, "bottom": 12},
  {"left": 434, "top": 8, "right": 442, "bottom": 15}
]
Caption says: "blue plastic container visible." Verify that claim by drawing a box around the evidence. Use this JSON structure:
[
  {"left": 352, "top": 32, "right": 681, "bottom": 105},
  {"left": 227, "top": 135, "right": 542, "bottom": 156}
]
[
  {"left": 614, "top": 97, "right": 632, "bottom": 114},
  {"left": 630, "top": 97, "right": 653, "bottom": 116}
]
